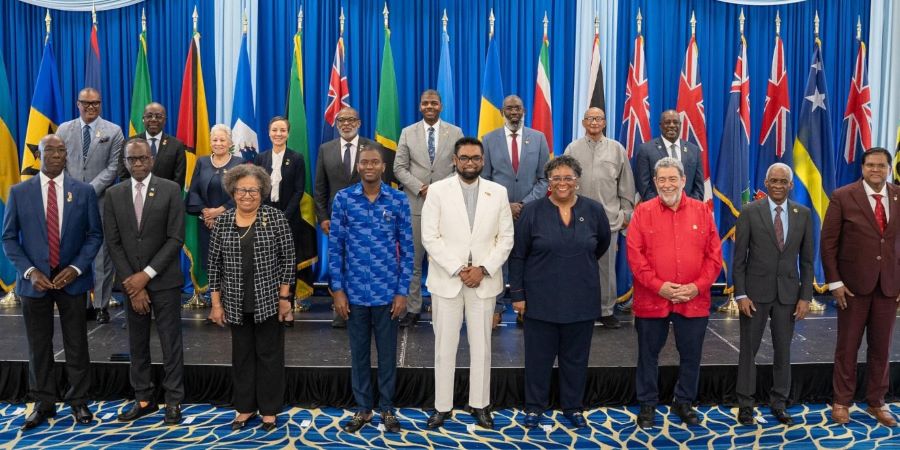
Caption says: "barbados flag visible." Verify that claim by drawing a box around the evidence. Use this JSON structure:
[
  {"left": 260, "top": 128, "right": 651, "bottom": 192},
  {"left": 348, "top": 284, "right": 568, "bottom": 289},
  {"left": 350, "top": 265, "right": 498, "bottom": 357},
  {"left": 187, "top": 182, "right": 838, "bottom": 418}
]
[
  {"left": 0, "top": 51, "right": 19, "bottom": 291},
  {"left": 477, "top": 34, "right": 504, "bottom": 139},
  {"left": 792, "top": 39, "right": 835, "bottom": 291},
  {"left": 20, "top": 40, "right": 64, "bottom": 180}
]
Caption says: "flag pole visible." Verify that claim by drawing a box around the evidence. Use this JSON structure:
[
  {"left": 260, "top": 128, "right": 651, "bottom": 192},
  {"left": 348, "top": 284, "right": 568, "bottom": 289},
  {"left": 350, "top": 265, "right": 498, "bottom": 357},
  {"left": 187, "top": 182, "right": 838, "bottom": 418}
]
[{"left": 807, "top": 9, "right": 827, "bottom": 313}]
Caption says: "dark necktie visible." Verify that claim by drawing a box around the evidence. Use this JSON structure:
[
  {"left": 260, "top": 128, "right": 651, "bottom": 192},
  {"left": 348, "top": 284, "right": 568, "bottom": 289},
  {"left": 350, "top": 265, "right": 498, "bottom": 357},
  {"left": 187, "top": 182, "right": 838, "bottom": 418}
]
[
  {"left": 47, "top": 179, "right": 60, "bottom": 269},
  {"left": 343, "top": 142, "right": 352, "bottom": 178},
  {"left": 82, "top": 124, "right": 91, "bottom": 160},
  {"left": 511, "top": 132, "right": 519, "bottom": 174},
  {"left": 669, "top": 143, "right": 677, "bottom": 160},
  {"left": 427, "top": 126, "right": 436, "bottom": 164},
  {"left": 774, "top": 205, "right": 784, "bottom": 251},
  {"left": 873, "top": 194, "right": 887, "bottom": 234},
  {"left": 149, "top": 137, "right": 158, "bottom": 157}
]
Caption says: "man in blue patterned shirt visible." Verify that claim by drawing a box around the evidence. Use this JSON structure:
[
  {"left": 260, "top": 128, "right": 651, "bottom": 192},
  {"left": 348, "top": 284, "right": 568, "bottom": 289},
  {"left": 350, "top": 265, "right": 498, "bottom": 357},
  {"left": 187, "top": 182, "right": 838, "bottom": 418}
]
[{"left": 328, "top": 145, "right": 414, "bottom": 433}]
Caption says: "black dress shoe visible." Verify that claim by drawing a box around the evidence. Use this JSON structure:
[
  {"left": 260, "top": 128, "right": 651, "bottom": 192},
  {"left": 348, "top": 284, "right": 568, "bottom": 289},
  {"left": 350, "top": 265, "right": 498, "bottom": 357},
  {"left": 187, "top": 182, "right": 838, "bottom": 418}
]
[
  {"left": 164, "top": 405, "right": 182, "bottom": 425},
  {"left": 771, "top": 407, "right": 794, "bottom": 426},
  {"left": 86, "top": 307, "right": 97, "bottom": 321},
  {"left": 597, "top": 315, "right": 621, "bottom": 329},
  {"left": 470, "top": 407, "right": 494, "bottom": 429},
  {"left": 283, "top": 320, "right": 294, "bottom": 328},
  {"left": 71, "top": 404, "right": 93, "bottom": 425},
  {"left": 427, "top": 410, "right": 452, "bottom": 429},
  {"left": 331, "top": 313, "right": 347, "bottom": 329},
  {"left": 342, "top": 411, "right": 372, "bottom": 432},
  {"left": 260, "top": 420, "right": 277, "bottom": 431},
  {"left": 563, "top": 411, "right": 588, "bottom": 428},
  {"left": 231, "top": 412, "right": 258, "bottom": 431},
  {"left": 399, "top": 313, "right": 420, "bottom": 328},
  {"left": 381, "top": 411, "right": 401, "bottom": 432},
  {"left": 636, "top": 405, "right": 655, "bottom": 429},
  {"left": 117, "top": 401, "right": 158, "bottom": 422},
  {"left": 737, "top": 406, "right": 755, "bottom": 426},
  {"left": 22, "top": 409, "right": 56, "bottom": 430},
  {"left": 671, "top": 403, "right": 700, "bottom": 426},
  {"left": 96, "top": 308, "right": 110, "bottom": 324}
]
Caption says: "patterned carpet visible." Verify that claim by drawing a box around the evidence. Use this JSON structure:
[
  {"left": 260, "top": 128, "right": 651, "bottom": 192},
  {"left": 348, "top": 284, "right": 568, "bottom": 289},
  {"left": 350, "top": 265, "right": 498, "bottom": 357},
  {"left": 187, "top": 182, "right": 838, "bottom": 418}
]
[{"left": 1, "top": 401, "right": 899, "bottom": 449}]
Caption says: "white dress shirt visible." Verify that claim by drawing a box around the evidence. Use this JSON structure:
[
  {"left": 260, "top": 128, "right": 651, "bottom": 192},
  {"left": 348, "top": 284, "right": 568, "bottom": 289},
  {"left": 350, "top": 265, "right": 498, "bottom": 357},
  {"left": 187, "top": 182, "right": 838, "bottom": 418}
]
[
  {"left": 270, "top": 149, "right": 286, "bottom": 202},
  {"left": 340, "top": 135, "right": 361, "bottom": 170},
  {"left": 423, "top": 119, "right": 441, "bottom": 162},
  {"left": 131, "top": 173, "right": 158, "bottom": 279},
  {"left": 25, "top": 172, "right": 81, "bottom": 278},
  {"left": 661, "top": 137, "right": 681, "bottom": 161},
  {"left": 504, "top": 126, "right": 523, "bottom": 164}
]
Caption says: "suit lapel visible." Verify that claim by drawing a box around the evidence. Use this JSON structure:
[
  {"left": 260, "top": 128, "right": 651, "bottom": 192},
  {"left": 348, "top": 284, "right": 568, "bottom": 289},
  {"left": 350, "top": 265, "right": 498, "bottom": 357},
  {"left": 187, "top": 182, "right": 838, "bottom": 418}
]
[
  {"left": 437, "top": 122, "right": 451, "bottom": 163},
  {"left": 755, "top": 200, "right": 780, "bottom": 250},
  {"left": 888, "top": 185, "right": 900, "bottom": 233},
  {"left": 60, "top": 177, "right": 76, "bottom": 241},
  {"left": 29, "top": 177, "right": 48, "bottom": 242},
  {"left": 138, "top": 177, "right": 160, "bottom": 233},
  {"left": 448, "top": 178, "right": 473, "bottom": 240},
  {"left": 653, "top": 138, "right": 668, "bottom": 160},
  {"left": 783, "top": 200, "right": 804, "bottom": 248},
  {"left": 850, "top": 181, "right": 881, "bottom": 233}
]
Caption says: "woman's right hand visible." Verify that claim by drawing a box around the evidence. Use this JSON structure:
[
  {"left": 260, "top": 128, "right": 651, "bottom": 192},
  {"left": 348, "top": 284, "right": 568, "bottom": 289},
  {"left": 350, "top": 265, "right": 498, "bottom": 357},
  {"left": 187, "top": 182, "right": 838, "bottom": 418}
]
[{"left": 209, "top": 304, "right": 226, "bottom": 327}]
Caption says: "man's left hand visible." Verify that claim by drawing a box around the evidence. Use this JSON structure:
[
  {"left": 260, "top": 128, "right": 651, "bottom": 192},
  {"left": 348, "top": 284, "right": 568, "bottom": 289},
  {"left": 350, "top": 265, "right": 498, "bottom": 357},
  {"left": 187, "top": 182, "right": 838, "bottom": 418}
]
[
  {"left": 122, "top": 272, "right": 151, "bottom": 297},
  {"left": 510, "top": 202, "right": 523, "bottom": 220},
  {"left": 793, "top": 299, "right": 810, "bottom": 321},
  {"left": 671, "top": 283, "right": 699, "bottom": 302},
  {"left": 391, "top": 295, "right": 407, "bottom": 319},
  {"left": 50, "top": 266, "right": 79, "bottom": 290}
]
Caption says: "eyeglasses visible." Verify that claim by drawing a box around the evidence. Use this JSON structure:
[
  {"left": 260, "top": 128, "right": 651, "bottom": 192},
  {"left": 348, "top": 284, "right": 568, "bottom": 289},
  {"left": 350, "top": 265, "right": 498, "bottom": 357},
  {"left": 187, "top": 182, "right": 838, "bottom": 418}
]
[
  {"left": 235, "top": 188, "right": 261, "bottom": 197},
  {"left": 78, "top": 100, "right": 101, "bottom": 108},
  {"left": 143, "top": 113, "right": 165, "bottom": 120},
  {"left": 125, "top": 156, "right": 152, "bottom": 164},
  {"left": 583, "top": 116, "right": 605, "bottom": 123},
  {"left": 336, "top": 117, "right": 359, "bottom": 124},
  {"left": 456, "top": 155, "right": 483, "bottom": 163},
  {"left": 502, "top": 105, "right": 523, "bottom": 112},
  {"left": 357, "top": 160, "right": 382, "bottom": 168},
  {"left": 549, "top": 176, "right": 578, "bottom": 183}
]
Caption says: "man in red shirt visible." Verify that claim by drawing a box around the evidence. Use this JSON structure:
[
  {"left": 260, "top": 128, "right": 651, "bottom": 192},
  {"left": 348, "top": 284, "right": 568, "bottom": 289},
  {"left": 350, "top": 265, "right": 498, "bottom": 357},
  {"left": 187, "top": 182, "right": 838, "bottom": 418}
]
[{"left": 626, "top": 157, "right": 722, "bottom": 429}]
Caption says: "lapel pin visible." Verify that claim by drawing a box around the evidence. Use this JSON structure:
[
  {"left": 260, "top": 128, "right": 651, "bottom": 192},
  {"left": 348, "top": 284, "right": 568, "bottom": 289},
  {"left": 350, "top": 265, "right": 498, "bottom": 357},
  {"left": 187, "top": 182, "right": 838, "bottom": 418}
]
[
  {"left": 579, "top": 217, "right": 585, "bottom": 222},
  {"left": 66, "top": 192, "right": 73, "bottom": 202},
  {"left": 793, "top": 208, "right": 798, "bottom": 213},
  {"left": 148, "top": 188, "right": 156, "bottom": 197},
  {"left": 285, "top": 159, "right": 290, "bottom": 166},
  {"left": 525, "top": 140, "right": 530, "bottom": 145},
  {"left": 161, "top": 139, "right": 167, "bottom": 146},
  {"left": 485, "top": 191, "right": 491, "bottom": 196},
  {"left": 894, "top": 196, "right": 898, "bottom": 201},
  {"left": 95, "top": 130, "right": 101, "bottom": 139}
]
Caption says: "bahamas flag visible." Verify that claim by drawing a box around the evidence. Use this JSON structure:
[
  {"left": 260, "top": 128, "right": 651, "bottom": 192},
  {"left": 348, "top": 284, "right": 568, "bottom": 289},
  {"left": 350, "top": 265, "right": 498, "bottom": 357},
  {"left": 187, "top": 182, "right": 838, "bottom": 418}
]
[
  {"left": 477, "top": 34, "right": 504, "bottom": 139},
  {"left": 792, "top": 39, "right": 835, "bottom": 291},
  {"left": 20, "top": 40, "right": 64, "bottom": 180},
  {"left": 231, "top": 30, "right": 258, "bottom": 162},
  {"left": 0, "top": 52, "right": 19, "bottom": 291},
  {"left": 436, "top": 24, "right": 455, "bottom": 125}
]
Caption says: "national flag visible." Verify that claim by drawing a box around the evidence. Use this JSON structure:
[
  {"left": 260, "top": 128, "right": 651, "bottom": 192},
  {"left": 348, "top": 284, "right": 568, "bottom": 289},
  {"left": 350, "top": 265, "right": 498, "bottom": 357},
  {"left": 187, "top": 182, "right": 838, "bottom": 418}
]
[
  {"left": 792, "top": 39, "right": 835, "bottom": 291},
  {"left": 894, "top": 123, "right": 900, "bottom": 185},
  {"left": 128, "top": 29, "right": 152, "bottom": 137},
  {"left": 375, "top": 28, "right": 400, "bottom": 151},
  {"left": 84, "top": 21, "right": 101, "bottom": 92},
  {"left": 477, "top": 34, "right": 505, "bottom": 139},
  {"left": 176, "top": 29, "right": 212, "bottom": 292},
  {"left": 587, "top": 26, "right": 606, "bottom": 134},
  {"left": 620, "top": 32, "right": 651, "bottom": 159},
  {"left": 532, "top": 29, "right": 553, "bottom": 156},
  {"left": 436, "top": 26, "right": 456, "bottom": 125},
  {"left": 231, "top": 31, "right": 258, "bottom": 162},
  {"left": 0, "top": 51, "right": 19, "bottom": 291},
  {"left": 713, "top": 36, "right": 751, "bottom": 291},
  {"left": 20, "top": 40, "right": 64, "bottom": 180},
  {"left": 285, "top": 25, "right": 317, "bottom": 300},
  {"left": 321, "top": 36, "right": 350, "bottom": 143},
  {"left": 836, "top": 38, "right": 872, "bottom": 186},
  {"left": 755, "top": 32, "right": 791, "bottom": 198},
  {"left": 676, "top": 35, "right": 712, "bottom": 208}
]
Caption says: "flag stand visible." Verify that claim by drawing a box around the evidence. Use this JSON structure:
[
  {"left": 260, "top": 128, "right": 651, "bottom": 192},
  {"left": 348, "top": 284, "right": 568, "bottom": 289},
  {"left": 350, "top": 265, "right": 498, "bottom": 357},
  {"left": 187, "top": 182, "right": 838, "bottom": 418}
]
[
  {"left": 809, "top": 298, "right": 826, "bottom": 312},
  {"left": 0, "top": 291, "right": 19, "bottom": 308},
  {"left": 717, "top": 294, "right": 739, "bottom": 314},
  {"left": 183, "top": 292, "right": 208, "bottom": 309}
]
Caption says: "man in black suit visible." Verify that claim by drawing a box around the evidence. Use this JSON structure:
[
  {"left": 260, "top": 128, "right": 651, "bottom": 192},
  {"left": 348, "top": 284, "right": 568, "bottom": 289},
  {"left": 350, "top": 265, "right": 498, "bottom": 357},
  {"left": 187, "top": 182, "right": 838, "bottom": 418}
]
[
  {"left": 733, "top": 163, "right": 813, "bottom": 426},
  {"left": 314, "top": 107, "right": 389, "bottom": 328},
  {"left": 104, "top": 139, "right": 186, "bottom": 425},
  {"left": 634, "top": 110, "right": 705, "bottom": 201},
  {"left": 120, "top": 103, "right": 187, "bottom": 189}
]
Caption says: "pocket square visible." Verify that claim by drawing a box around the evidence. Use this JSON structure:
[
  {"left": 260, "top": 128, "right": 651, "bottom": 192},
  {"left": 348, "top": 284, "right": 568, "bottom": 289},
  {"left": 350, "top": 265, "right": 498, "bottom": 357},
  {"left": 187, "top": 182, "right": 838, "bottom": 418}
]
[{"left": 98, "top": 136, "right": 110, "bottom": 143}]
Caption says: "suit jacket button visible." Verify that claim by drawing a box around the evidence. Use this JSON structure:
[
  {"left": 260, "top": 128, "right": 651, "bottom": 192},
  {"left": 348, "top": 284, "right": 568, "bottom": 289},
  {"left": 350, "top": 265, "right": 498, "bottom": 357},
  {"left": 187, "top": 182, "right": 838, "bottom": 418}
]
[
  {"left": 881, "top": 238, "right": 885, "bottom": 243},
  {"left": 876, "top": 255, "right": 882, "bottom": 260}
]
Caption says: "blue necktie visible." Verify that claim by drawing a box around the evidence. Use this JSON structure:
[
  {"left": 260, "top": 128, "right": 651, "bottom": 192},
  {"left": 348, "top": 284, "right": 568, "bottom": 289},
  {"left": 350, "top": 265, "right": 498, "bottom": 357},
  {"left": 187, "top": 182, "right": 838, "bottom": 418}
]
[
  {"left": 82, "top": 124, "right": 91, "bottom": 160},
  {"left": 427, "top": 126, "right": 436, "bottom": 164},
  {"left": 149, "top": 137, "right": 158, "bottom": 157}
]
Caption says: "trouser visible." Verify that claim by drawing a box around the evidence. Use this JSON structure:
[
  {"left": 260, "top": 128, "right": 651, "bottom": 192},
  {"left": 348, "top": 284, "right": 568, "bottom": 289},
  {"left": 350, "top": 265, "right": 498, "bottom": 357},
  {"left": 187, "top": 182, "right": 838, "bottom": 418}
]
[
  {"left": 494, "top": 262, "right": 509, "bottom": 314},
  {"left": 347, "top": 304, "right": 398, "bottom": 413},
  {"left": 736, "top": 300, "right": 795, "bottom": 409},
  {"left": 635, "top": 313, "right": 708, "bottom": 406},
  {"left": 231, "top": 313, "right": 285, "bottom": 415},
  {"left": 598, "top": 230, "right": 619, "bottom": 317},
  {"left": 832, "top": 288, "right": 897, "bottom": 408},
  {"left": 407, "top": 213, "right": 425, "bottom": 314},
  {"left": 433, "top": 287, "right": 494, "bottom": 411},
  {"left": 90, "top": 241, "right": 114, "bottom": 309},
  {"left": 524, "top": 317, "right": 594, "bottom": 414},
  {"left": 126, "top": 287, "right": 185, "bottom": 405}
]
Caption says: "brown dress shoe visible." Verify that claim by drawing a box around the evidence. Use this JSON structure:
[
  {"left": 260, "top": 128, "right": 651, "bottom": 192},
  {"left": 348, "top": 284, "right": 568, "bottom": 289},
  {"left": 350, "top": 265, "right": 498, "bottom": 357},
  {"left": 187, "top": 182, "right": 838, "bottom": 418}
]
[
  {"left": 866, "top": 406, "right": 897, "bottom": 427},
  {"left": 831, "top": 404, "right": 850, "bottom": 424}
]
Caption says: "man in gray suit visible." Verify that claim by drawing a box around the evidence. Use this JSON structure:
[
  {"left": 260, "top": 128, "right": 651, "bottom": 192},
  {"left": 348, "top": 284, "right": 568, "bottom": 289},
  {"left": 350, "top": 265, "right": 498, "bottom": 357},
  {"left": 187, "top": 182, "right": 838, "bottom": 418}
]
[
  {"left": 634, "top": 110, "right": 705, "bottom": 201},
  {"left": 481, "top": 95, "right": 550, "bottom": 327},
  {"left": 314, "top": 107, "right": 388, "bottom": 327},
  {"left": 57, "top": 87, "right": 125, "bottom": 323},
  {"left": 733, "top": 163, "right": 813, "bottom": 427},
  {"left": 104, "top": 139, "right": 185, "bottom": 425},
  {"left": 393, "top": 90, "right": 463, "bottom": 327}
]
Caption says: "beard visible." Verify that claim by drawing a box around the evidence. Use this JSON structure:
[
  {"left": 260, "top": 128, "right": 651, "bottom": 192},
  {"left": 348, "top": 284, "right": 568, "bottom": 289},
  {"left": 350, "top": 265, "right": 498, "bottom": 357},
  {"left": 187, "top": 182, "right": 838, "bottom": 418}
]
[
  {"left": 659, "top": 189, "right": 682, "bottom": 207},
  {"left": 458, "top": 166, "right": 483, "bottom": 181}
]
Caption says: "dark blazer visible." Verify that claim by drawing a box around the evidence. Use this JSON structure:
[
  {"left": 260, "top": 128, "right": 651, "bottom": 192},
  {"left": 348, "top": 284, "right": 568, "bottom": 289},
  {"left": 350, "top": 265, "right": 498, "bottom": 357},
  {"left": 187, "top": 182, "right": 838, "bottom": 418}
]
[
  {"left": 103, "top": 175, "right": 185, "bottom": 292},
  {"left": 120, "top": 132, "right": 187, "bottom": 189},
  {"left": 185, "top": 155, "right": 245, "bottom": 215},
  {"left": 254, "top": 149, "right": 304, "bottom": 220},
  {"left": 733, "top": 198, "right": 814, "bottom": 304},
  {"left": 634, "top": 137, "right": 705, "bottom": 201},
  {"left": 314, "top": 137, "right": 392, "bottom": 223},
  {"left": 2, "top": 175, "right": 103, "bottom": 298},
  {"left": 821, "top": 181, "right": 900, "bottom": 297}
]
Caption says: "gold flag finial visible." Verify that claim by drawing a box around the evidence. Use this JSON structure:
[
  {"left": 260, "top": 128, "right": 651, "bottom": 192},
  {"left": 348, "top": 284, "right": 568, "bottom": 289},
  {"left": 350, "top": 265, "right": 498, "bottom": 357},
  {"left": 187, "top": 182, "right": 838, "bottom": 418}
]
[
  {"left": 637, "top": 8, "right": 643, "bottom": 35},
  {"left": 489, "top": 9, "right": 495, "bottom": 39},
  {"left": 775, "top": 11, "right": 781, "bottom": 36},
  {"left": 690, "top": 11, "right": 697, "bottom": 37},
  {"left": 339, "top": 7, "right": 345, "bottom": 36},
  {"left": 192, "top": 6, "right": 198, "bottom": 33},
  {"left": 856, "top": 16, "right": 862, "bottom": 41},
  {"left": 242, "top": 11, "right": 248, "bottom": 34},
  {"left": 593, "top": 15, "right": 599, "bottom": 35},
  {"left": 442, "top": 9, "right": 448, "bottom": 33},
  {"left": 739, "top": 9, "right": 745, "bottom": 36},
  {"left": 383, "top": 2, "right": 389, "bottom": 30},
  {"left": 542, "top": 11, "right": 548, "bottom": 37},
  {"left": 298, "top": 7, "right": 303, "bottom": 33},
  {"left": 141, "top": 7, "right": 146, "bottom": 32},
  {"left": 814, "top": 10, "right": 820, "bottom": 38},
  {"left": 44, "top": 9, "right": 51, "bottom": 44}
]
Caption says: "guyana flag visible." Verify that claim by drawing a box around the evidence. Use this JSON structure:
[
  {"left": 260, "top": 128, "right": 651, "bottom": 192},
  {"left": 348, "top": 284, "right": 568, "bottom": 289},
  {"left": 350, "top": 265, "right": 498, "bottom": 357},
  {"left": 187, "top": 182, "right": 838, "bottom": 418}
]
[
  {"left": 285, "top": 27, "right": 317, "bottom": 300},
  {"left": 128, "top": 30, "right": 152, "bottom": 136},
  {"left": 176, "top": 29, "right": 211, "bottom": 291}
]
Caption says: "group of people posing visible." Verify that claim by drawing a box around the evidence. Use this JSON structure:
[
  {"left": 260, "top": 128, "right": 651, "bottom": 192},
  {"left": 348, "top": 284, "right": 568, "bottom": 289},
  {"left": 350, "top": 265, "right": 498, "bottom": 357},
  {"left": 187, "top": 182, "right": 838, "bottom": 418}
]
[{"left": 2, "top": 87, "right": 898, "bottom": 433}]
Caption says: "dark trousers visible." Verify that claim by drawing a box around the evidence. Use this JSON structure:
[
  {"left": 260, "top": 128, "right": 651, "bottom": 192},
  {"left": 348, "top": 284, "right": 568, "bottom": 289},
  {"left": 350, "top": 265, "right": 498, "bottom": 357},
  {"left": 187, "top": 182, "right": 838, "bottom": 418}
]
[
  {"left": 125, "top": 287, "right": 184, "bottom": 405},
  {"left": 833, "top": 289, "right": 897, "bottom": 407},
  {"left": 231, "top": 313, "right": 285, "bottom": 415},
  {"left": 635, "top": 313, "right": 708, "bottom": 406},
  {"left": 347, "top": 303, "right": 398, "bottom": 413},
  {"left": 524, "top": 317, "right": 594, "bottom": 414},
  {"left": 736, "top": 301, "right": 795, "bottom": 408},
  {"left": 21, "top": 288, "right": 91, "bottom": 410}
]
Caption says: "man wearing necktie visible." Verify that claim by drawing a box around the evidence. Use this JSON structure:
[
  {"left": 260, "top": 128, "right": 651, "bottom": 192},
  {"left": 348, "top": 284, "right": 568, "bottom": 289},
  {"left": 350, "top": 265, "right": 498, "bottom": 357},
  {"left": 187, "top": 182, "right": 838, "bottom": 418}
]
[
  {"left": 822, "top": 147, "right": 900, "bottom": 427},
  {"left": 119, "top": 103, "right": 187, "bottom": 190},
  {"left": 732, "top": 163, "right": 813, "bottom": 427},
  {"left": 393, "top": 90, "right": 464, "bottom": 327},
  {"left": 634, "top": 110, "right": 705, "bottom": 202}
]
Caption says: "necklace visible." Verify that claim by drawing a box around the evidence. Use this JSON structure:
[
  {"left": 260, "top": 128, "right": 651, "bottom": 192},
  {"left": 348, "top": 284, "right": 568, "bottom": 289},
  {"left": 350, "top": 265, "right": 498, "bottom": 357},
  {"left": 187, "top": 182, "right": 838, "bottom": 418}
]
[
  {"left": 238, "top": 222, "right": 254, "bottom": 239},
  {"left": 211, "top": 154, "right": 232, "bottom": 169}
]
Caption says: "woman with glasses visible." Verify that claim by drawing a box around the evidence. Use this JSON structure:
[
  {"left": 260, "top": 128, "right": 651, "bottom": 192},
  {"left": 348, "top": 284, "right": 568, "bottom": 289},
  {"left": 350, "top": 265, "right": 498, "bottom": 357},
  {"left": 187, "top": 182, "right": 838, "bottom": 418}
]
[
  {"left": 207, "top": 164, "right": 295, "bottom": 431},
  {"left": 508, "top": 155, "right": 611, "bottom": 429}
]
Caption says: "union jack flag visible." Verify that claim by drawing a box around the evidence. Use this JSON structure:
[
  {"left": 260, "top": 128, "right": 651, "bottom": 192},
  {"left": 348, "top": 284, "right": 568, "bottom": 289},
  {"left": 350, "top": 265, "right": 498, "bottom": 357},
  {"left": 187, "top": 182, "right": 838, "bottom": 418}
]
[
  {"left": 756, "top": 34, "right": 791, "bottom": 198},
  {"left": 620, "top": 34, "right": 650, "bottom": 160},
  {"left": 321, "top": 36, "right": 350, "bottom": 142},
  {"left": 836, "top": 39, "right": 872, "bottom": 186},
  {"left": 676, "top": 35, "right": 712, "bottom": 207}
]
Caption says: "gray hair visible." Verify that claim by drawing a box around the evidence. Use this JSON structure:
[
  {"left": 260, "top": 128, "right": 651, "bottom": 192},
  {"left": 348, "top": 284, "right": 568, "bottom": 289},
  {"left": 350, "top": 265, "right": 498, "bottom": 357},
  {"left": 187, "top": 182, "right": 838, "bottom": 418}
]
[
  {"left": 222, "top": 164, "right": 272, "bottom": 201},
  {"left": 544, "top": 154, "right": 582, "bottom": 179},
  {"left": 653, "top": 156, "right": 685, "bottom": 178},
  {"left": 765, "top": 162, "right": 793, "bottom": 182},
  {"left": 210, "top": 123, "right": 233, "bottom": 142}
]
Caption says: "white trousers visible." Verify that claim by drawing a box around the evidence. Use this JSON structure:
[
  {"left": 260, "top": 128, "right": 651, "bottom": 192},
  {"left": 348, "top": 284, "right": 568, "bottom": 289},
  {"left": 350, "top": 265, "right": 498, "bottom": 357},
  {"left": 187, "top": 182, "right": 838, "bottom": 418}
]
[{"left": 432, "top": 287, "right": 494, "bottom": 411}]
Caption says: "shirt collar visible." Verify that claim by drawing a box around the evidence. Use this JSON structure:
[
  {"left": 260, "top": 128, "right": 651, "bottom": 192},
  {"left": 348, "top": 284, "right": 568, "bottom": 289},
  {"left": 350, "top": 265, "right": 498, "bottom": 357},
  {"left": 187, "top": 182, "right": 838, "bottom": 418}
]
[
  {"left": 654, "top": 194, "right": 686, "bottom": 212},
  {"left": 584, "top": 134, "right": 603, "bottom": 145},
  {"left": 79, "top": 117, "right": 98, "bottom": 130},
  {"left": 767, "top": 196, "right": 787, "bottom": 211},
  {"left": 341, "top": 135, "right": 360, "bottom": 148},
  {"left": 39, "top": 171, "right": 65, "bottom": 187},
  {"left": 423, "top": 120, "right": 441, "bottom": 132},
  {"left": 349, "top": 181, "right": 387, "bottom": 199},
  {"left": 863, "top": 180, "right": 887, "bottom": 198},
  {"left": 661, "top": 136, "right": 679, "bottom": 148},
  {"left": 147, "top": 131, "right": 163, "bottom": 141},
  {"left": 505, "top": 126, "right": 523, "bottom": 138},
  {"left": 131, "top": 173, "right": 152, "bottom": 190},
  {"left": 457, "top": 175, "right": 479, "bottom": 188}
]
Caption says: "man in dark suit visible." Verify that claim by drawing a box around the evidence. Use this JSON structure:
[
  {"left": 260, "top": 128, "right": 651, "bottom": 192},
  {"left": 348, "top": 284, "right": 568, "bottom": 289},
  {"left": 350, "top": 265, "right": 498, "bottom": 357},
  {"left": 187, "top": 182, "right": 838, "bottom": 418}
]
[
  {"left": 634, "top": 110, "right": 704, "bottom": 201},
  {"left": 822, "top": 147, "right": 900, "bottom": 427},
  {"left": 119, "top": 102, "right": 187, "bottom": 189},
  {"left": 2, "top": 134, "right": 102, "bottom": 430},
  {"left": 733, "top": 163, "right": 813, "bottom": 426},
  {"left": 104, "top": 139, "right": 185, "bottom": 425},
  {"left": 314, "top": 107, "right": 388, "bottom": 327}
]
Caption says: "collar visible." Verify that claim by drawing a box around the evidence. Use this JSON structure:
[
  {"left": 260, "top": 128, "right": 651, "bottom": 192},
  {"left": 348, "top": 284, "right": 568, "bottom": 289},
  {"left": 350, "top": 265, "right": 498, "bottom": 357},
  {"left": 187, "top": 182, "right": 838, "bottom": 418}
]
[
  {"left": 79, "top": 117, "right": 99, "bottom": 129},
  {"left": 147, "top": 131, "right": 163, "bottom": 142},
  {"left": 340, "top": 136, "right": 360, "bottom": 148},
  {"left": 131, "top": 173, "right": 152, "bottom": 189},
  {"left": 271, "top": 149, "right": 286, "bottom": 161},
  {"left": 661, "top": 136, "right": 679, "bottom": 148},
  {"left": 584, "top": 134, "right": 604, "bottom": 145},
  {"left": 863, "top": 180, "right": 887, "bottom": 198},
  {"left": 349, "top": 181, "right": 387, "bottom": 198},
  {"left": 39, "top": 171, "right": 65, "bottom": 187},
  {"left": 654, "top": 194, "right": 686, "bottom": 212},
  {"left": 767, "top": 196, "right": 788, "bottom": 211},
  {"left": 505, "top": 126, "right": 524, "bottom": 138},
  {"left": 423, "top": 119, "right": 442, "bottom": 132},
  {"left": 457, "top": 175, "right": 480, "bottom": 189}
]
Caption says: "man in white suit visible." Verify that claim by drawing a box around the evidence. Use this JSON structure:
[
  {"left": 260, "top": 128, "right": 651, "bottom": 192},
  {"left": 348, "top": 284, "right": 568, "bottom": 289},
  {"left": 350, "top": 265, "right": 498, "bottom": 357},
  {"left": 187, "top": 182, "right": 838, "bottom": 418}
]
[
  {"left": 56, "top": 87, "right": 124, "bottom": 324},
  {"left": 393, "top": 90, "right": 464, "bottom": 327},
  {"left": 421, "top": 137, "right": 514, "bottom": 430}
]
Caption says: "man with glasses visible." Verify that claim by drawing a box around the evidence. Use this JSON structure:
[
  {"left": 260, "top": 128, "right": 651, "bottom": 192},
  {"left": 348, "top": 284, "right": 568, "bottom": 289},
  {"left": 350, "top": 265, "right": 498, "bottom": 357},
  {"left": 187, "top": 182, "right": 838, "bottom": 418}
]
[
  {"left": 57, "top": 87, "right": 125, "bottom": 324},
  {"left": 634, "top": 110, "right": 704, "bottom": 201},
  {"left": 314, "top": 107, "right": 388, "bottom": 328},
  {"left": 564, "top": 107, "right": 636, "bottom": 329},
  {"left": 120, "top": 103, "right": 187, "bottom": 189}
]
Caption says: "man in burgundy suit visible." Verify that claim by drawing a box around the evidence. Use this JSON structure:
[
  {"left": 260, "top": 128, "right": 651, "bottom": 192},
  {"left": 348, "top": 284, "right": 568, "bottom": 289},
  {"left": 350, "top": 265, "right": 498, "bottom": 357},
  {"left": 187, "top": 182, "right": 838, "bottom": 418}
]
[{"left": 822, "top": 147, "right": 900, "bottom": 427}]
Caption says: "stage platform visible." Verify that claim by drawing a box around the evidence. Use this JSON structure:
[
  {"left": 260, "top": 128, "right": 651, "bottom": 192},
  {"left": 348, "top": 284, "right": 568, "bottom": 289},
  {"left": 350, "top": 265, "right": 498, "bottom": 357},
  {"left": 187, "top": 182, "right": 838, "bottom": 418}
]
[{"left": 1, "top": 295, "right": 899, "bottom": 409}]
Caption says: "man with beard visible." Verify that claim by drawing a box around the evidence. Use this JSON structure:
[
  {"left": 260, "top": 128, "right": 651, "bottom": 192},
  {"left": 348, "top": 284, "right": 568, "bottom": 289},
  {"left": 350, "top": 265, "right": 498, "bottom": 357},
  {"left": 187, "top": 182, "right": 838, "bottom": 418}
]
[
  {"left": 481, "top": 95, "right": 550, "bottom": 328},
  {"left": 314, "top": 107, "right": 388, "bottom": 327},
  {"left": 421, "top": 137, "right": 514, "bottom": 430},
  {"left": 634, "top": 110, "right": 704, "bottom": 201},
  {"left": 120, "top": 103, "right": 187, "bottom": 189},
  {"left": 393, "top": 90, "right": 464, "bottom": 328},
  {"left": 626, "top": 157, "right": 722, "bottom": 429}
]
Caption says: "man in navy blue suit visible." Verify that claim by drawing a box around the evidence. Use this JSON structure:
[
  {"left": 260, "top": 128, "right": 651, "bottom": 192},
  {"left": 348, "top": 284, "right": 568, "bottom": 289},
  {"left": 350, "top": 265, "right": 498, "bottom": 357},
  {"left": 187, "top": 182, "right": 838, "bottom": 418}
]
[
  {"left": 2, "top": 134, "right": 103, "bottom": 430},
  {"left": 634, "top": 110, "right": 705, "bottom": 201}
]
